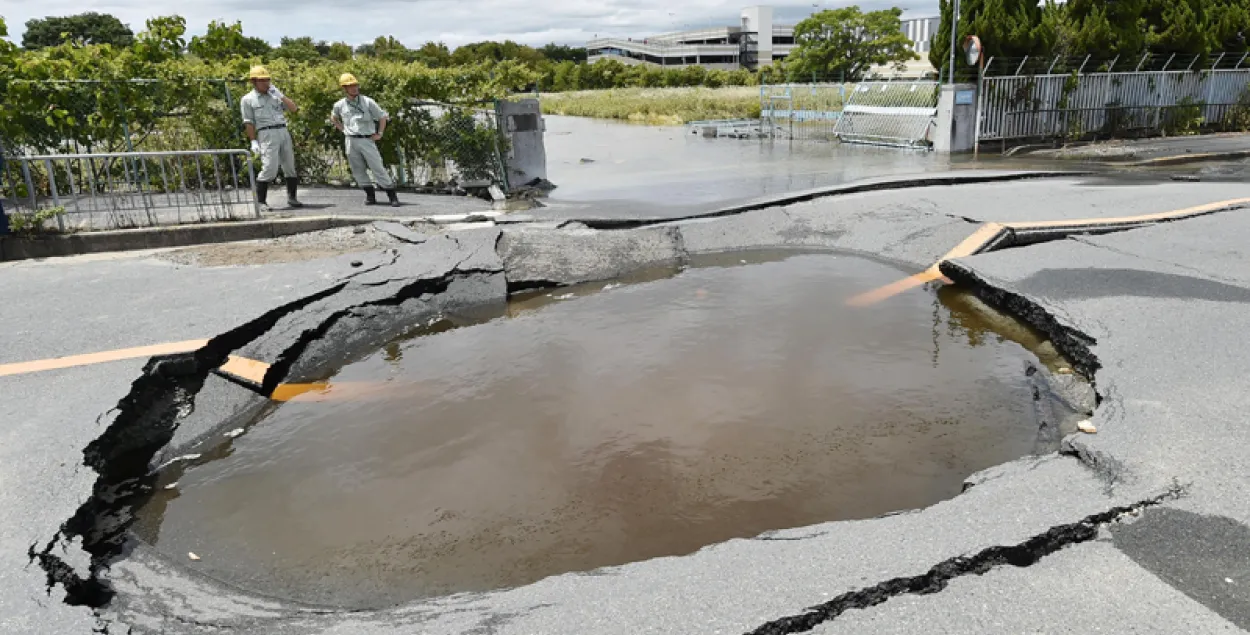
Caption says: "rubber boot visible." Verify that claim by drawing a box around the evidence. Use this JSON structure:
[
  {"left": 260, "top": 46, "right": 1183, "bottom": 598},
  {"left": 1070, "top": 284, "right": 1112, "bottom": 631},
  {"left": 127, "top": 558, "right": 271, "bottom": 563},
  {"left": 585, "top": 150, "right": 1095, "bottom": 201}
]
[
  {"left": 285, "top": 177, "right": 303, "bottom": 208},
  {"left": 385, "top": 189, "right": 400, "bottom": 207},
  {"left": 364, "top": 186, "right": 378, "bottom": 205},
  {"left": 256, "top": 180, "right": 271, "bottom": 212}
]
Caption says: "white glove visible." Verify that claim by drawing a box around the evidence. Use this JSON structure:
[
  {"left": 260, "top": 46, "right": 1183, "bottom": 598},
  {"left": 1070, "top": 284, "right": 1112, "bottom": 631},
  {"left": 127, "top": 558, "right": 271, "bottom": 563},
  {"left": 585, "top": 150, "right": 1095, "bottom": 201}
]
[
  {"left": 250, "top": 140, "right": 260, "bottom": 155},
  {"left": 268, "top": 85, "right": 284, "bottom": 100}
]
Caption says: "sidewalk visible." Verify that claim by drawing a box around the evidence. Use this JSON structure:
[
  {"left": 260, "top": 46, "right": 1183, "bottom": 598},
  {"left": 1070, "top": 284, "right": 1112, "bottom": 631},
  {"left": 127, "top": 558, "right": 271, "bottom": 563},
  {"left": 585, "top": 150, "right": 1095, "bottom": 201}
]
[{"left": 1021, "top": 132, "right": 1250, "bottom": 165}]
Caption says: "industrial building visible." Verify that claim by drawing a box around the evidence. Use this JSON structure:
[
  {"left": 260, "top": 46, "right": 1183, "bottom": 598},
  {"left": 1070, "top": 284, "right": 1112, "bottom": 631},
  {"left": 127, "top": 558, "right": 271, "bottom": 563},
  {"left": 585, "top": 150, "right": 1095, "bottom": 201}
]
[{"left": 587, "top": 6, "right": 938, "bottom": 72}]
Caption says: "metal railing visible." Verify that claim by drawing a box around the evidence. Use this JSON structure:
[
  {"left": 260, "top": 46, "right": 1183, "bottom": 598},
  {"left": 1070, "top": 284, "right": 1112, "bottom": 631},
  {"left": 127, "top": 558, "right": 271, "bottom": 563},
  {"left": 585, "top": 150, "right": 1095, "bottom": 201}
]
[
  {"left": 977, "top": 60, "right": 1250, "bottom": 144},
  {"left": 2, "top": 149, "right": 257, "bottom": 232}
]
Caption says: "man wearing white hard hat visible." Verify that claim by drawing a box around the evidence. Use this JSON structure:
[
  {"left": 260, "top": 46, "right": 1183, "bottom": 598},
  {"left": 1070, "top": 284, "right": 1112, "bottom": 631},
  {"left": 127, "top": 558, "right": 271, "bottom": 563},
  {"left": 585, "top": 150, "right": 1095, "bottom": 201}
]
[
  {"left": 330, "top": 73, "right": 400, "bottom": 207},
  {"left": 240, "top": 65, "right": 303, "bottom": 210}
]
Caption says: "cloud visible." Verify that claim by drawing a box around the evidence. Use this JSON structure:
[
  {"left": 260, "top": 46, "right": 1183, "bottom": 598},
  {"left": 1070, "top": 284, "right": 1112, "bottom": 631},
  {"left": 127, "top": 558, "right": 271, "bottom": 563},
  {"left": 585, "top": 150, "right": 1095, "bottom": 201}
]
[{"left": 3, "top": 0, "right": 938, "bottom": 49}]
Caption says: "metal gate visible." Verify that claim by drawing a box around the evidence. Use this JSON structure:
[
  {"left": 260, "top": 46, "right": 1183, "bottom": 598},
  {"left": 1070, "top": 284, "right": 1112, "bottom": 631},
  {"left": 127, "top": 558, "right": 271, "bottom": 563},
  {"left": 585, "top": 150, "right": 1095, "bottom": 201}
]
[{"left": 833, "top": 80, "right": 940, "bottom": 148}]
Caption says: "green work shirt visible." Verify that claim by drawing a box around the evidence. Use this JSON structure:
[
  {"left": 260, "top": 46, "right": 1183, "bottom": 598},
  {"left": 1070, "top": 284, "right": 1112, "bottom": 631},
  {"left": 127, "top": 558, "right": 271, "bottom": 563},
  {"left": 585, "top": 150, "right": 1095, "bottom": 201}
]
[
  {"left": 240, "top": 90, "right": 288, "bottom": 129},
  {"left": 332, "top": 95, "right": 388, "bottom": 136}
]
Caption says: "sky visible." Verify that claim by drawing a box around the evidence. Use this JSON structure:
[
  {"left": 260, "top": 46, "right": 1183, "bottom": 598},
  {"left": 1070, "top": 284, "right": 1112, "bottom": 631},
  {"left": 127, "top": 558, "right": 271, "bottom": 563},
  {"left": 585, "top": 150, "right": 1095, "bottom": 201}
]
[{"left": 2, "top": 0, "right": 938, "bottom": 50}]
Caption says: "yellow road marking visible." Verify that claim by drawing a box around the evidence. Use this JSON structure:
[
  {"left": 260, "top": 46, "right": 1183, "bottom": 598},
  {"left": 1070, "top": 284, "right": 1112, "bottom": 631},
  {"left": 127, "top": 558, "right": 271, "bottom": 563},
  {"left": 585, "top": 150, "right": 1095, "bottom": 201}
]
[
  {"left": 0, "top": 339, "right": 210, "bottom": 378},
  {"left": 850, "top": 198, "right": 1250, "bottom": 307}
]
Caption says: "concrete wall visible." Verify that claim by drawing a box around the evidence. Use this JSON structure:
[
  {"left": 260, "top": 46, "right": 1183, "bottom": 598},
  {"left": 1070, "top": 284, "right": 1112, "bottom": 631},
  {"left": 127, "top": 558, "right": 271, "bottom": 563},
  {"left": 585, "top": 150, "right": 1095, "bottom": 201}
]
[{"left": 934, "top": 83, "right": 978, "bottom": 153}]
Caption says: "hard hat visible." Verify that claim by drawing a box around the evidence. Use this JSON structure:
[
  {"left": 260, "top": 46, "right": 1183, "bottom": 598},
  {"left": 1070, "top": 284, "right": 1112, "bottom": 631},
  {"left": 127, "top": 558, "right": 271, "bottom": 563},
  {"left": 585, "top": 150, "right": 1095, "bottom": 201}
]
[
  {"left": 339, "top": 73, "right": 359, "bottom": 87},
  {"left": 248, "top": 65, "right": 271, "bottom": 80}
]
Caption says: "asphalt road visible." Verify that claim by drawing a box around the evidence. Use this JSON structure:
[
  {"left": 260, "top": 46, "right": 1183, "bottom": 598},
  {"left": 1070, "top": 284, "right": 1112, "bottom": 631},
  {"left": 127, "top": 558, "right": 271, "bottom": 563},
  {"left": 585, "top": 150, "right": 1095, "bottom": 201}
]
[{"left": 2, "top": 170, "right": 1249, "bottom": 633}]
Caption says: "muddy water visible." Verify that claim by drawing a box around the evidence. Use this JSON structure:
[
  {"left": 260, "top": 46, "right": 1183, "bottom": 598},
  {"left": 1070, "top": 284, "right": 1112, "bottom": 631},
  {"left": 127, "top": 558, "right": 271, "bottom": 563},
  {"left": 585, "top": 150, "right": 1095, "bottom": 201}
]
[{"left": 135, "top": 253, "right": 1051, "bottom": 608}]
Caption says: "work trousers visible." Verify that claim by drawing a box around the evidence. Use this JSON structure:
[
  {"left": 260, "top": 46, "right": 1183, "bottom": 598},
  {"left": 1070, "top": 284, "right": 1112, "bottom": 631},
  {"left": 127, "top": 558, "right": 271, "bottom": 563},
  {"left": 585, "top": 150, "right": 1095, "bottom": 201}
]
[
  {"left": 345, "top": 136, "right": 394, "bottom": 189},
  {"left": 257, "top": 127, "right": 297, "bottom": 182}
]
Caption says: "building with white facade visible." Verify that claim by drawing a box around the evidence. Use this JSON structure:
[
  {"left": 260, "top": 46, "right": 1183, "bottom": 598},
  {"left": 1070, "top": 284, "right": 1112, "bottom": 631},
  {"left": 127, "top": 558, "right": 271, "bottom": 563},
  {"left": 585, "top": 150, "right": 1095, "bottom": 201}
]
[{"left": 587, "top": 6, "right": 938, "bottom": 72}]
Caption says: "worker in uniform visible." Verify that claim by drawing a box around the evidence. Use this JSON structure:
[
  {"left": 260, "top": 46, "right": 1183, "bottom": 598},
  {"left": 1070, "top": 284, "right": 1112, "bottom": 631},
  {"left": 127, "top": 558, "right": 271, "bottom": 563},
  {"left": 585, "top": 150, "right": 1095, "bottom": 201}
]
[
  {"left": 240, "top": 65, "right": 303, "bottom": 211},
  {"left": 330, "top": 73, "right": 400, "bottom": 207}
]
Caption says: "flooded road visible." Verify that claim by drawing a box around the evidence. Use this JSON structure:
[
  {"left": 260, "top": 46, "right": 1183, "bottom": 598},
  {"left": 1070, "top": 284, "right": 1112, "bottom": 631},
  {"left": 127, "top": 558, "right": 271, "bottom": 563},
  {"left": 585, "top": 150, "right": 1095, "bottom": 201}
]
[
  {"left": 543, "top": 116, "right": 948, "bottom": 208},
  {"left": 136, "top": 253, "right": 1055, "bottom": 608}
]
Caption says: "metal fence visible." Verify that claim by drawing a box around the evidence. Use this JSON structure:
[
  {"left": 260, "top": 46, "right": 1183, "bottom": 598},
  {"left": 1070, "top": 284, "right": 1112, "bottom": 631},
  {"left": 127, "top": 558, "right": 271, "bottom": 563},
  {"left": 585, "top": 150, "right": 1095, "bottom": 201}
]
[
  {"left": 761, "top": 82, "right": 849, "bottom": 141},
  {"left": 1, "top": 79, "right": 511, "bottom": 200},
  {"left": 3, "top": 150, "right": 257, "bottom": 232},
  {"left": 977, "top": 55, "right": 1250, "bottom": 144}
]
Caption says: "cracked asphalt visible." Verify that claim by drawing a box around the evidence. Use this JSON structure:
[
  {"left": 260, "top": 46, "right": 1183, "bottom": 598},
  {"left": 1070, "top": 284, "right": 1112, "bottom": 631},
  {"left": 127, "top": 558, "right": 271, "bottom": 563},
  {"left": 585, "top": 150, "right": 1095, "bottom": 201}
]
[{"left": 2, "top": 170, "right": 1249, "bottom": 634}]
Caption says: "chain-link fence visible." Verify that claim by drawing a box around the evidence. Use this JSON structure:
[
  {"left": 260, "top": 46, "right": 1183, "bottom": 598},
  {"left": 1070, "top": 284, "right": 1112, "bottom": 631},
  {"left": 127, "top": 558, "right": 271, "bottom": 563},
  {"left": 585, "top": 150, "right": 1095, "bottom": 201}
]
[{"left": 2, "top": 78, "right": 510, "bottom": 230}]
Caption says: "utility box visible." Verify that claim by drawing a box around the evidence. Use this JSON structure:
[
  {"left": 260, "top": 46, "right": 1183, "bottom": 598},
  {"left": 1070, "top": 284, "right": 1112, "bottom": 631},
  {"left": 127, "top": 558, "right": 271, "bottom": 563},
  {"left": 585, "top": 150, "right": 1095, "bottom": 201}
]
[
  {"left": 933, "top": 83, "right": 978, "bottom": 153},
  {"left": 497, "top": 99, "right": 548, "bottom": 192}
]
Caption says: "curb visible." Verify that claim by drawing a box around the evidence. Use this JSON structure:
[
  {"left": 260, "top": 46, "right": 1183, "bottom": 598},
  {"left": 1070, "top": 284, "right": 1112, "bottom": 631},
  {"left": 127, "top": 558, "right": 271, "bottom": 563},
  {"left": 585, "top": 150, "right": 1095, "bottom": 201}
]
[
  {"left": 1110, "top": 149, "right": 1250, "bottom": 167},
  {"left": 1, "top": 216, "right": 369, "bottom": 262},
  {"left": 0, "top": 212, "right": 507, "bottom": 262}
]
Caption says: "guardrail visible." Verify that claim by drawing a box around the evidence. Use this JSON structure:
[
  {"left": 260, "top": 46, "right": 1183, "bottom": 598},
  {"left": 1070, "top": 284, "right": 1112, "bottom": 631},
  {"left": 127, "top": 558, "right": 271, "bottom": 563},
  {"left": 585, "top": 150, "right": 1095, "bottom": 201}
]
[{"left": 2, "top": 149, "right": 258, "bottom": 232}]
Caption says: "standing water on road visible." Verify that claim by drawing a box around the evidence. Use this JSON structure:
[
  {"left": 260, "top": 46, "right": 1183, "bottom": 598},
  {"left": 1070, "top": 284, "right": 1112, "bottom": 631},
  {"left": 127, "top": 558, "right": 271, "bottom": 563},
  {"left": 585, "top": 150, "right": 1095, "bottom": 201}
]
[{"left": 135, "top": 252, "right": 1057, "bottom": 608}]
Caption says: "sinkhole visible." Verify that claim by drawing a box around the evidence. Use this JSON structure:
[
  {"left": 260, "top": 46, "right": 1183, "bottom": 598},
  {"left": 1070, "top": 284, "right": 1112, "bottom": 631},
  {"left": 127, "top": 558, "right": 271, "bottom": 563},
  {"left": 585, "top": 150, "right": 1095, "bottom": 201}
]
[{"left": 132, "top": 251, "right": 1081, "bottom": 608}]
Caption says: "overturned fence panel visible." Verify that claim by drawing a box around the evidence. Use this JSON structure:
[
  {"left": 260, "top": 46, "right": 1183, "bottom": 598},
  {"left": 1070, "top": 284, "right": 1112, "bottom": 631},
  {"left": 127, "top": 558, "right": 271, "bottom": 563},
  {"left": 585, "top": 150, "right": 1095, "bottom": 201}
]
[
  {"left": 980, "top": 69, "right": 1250, "bottom": 143},
  {"left": 833, "top": 81, "right": 940, "bottom": 148}
]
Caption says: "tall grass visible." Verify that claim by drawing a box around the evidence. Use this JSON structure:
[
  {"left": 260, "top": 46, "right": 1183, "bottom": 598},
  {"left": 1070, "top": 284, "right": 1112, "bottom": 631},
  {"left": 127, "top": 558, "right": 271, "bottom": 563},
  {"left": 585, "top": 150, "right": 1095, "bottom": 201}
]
[{"left": 540, "top": 87, "right": 764, "bottom": 125}]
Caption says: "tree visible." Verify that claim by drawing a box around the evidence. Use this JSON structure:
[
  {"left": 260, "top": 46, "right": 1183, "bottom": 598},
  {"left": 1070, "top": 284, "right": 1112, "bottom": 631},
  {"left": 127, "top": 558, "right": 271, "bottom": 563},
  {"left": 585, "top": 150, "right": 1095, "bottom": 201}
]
[
  {"left": 1065, "top": 0, "right": 1147, "bottom": 57},
  {"left": 133, "top": 15, "right": 186, "bottom": 62},
  {"left": 1205, "top": 0, "right": 1250, "bottom": 52},
  {"left": 931, "top": 0, "right": 1049, "bottom": 79},
  {"left": 415, "top": 42, "right": 452, "bottom": 67},
  {"left": 327, "top": 42, "right": 354, "bottom": 62},
  {"left": 539, "top": 44, "right": 588, "bottom": 63},
  {"left": 371, "top": 35, "right": 412, "bottom": 62},
  {"left": 22, "top": 13, "right": 134, "bottom": 49},
  {"left": 1143, "top": 0, "right": 1210, "bottom": 55},
  {"left": 189, "top": 20, "right": 246, "bottom": 60},
  {"left": 787, "top": 7, "right": 918, "bottom": 81},
  {"left": 273, "top": 36, "right": 321, "bottom": 62}
]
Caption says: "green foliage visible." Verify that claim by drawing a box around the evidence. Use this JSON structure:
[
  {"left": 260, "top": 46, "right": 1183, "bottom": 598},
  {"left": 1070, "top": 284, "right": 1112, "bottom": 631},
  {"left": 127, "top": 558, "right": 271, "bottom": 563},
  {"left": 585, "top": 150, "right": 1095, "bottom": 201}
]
[
  {"left": 22, "top": 13, "right": 134, "bottom": 49},
  {"left": 787, "top": 7, "right": 919, "bottom": 82},
  {"left": 189, "top": 21, "right": 246, "bottom": 61},
  {"left": 1227, "top": 85, "right": 1250, "bottom": 131},
  {"left": 7, "top": 206, "right": 67, "bottom": 237},
  {"left": 536, "top": 59, "right": 758, "bottom": 92},
  {"left": 274, "top": 37, "right": 323, "bottom": 63},
  {"left": 1163, "top": 96, "right": 1206, "bottom": 134},
  {"left": 538, "top": 44, "right": 588, "bottom": 63}
]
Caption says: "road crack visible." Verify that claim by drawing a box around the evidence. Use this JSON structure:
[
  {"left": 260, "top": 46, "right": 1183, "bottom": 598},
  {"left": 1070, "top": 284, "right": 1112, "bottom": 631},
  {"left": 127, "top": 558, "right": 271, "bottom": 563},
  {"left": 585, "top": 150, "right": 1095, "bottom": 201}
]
[{"left": 743, "top": 486, "right": 1184, "bottom": 634}]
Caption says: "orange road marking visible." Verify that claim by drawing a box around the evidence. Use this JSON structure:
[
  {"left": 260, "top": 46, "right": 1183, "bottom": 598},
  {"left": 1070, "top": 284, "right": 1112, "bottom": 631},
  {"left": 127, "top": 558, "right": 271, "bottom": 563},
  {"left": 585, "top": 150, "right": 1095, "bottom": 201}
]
[
  {"left": 850, "top": 197, "right": 1250, "bottom": 307},
  {"left": 0, "top": 339, "right": 210, "bottom": 378},
  {"left": 847, "top": 223, "right": 1007, "bottom": 307},
  {"left": 270, "top": 381, "right": 396, "bottom": 402},
  {"left": 218, "top": 355, "right": 270, "bottom": 386}
]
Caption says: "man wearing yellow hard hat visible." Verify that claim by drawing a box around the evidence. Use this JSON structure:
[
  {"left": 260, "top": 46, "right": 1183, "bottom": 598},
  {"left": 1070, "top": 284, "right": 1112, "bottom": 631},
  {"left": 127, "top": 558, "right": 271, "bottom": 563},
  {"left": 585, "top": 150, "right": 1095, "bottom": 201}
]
[
  {"left": 240, "top": 65, "right": 303, "bottom": 211},
  {"left": 330, "top": 73, "right": 400, "bottom": 207}
]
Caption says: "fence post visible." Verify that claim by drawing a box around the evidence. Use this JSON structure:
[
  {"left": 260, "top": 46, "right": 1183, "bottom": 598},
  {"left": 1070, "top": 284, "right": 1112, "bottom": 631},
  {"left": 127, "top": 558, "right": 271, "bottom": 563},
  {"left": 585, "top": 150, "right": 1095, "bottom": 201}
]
[
  {"left": 1238, "top": 53, "right": 1249, "bottom": 70},
  {"left": 1162, "top": 53, "right": 1175, "bottom": 71},
  {"left": 1015, "top": 56, "right": 1028, "bottom": 76},
  {"left": 975, "top": 57, "right": 992, "bottom": 158},
  {"left": 43, "top": 159, "right": 66, "bottom": 232}
]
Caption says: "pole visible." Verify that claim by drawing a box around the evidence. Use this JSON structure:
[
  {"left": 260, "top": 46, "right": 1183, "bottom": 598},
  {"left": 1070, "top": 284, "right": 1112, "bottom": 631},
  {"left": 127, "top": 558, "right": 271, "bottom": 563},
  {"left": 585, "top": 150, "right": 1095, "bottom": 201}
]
[
  {"left": 948, "top": 0, "right": 961, "bottom": 85},
  {"left": 975, "top": 55, "right": 990, "bottom": 159}
]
